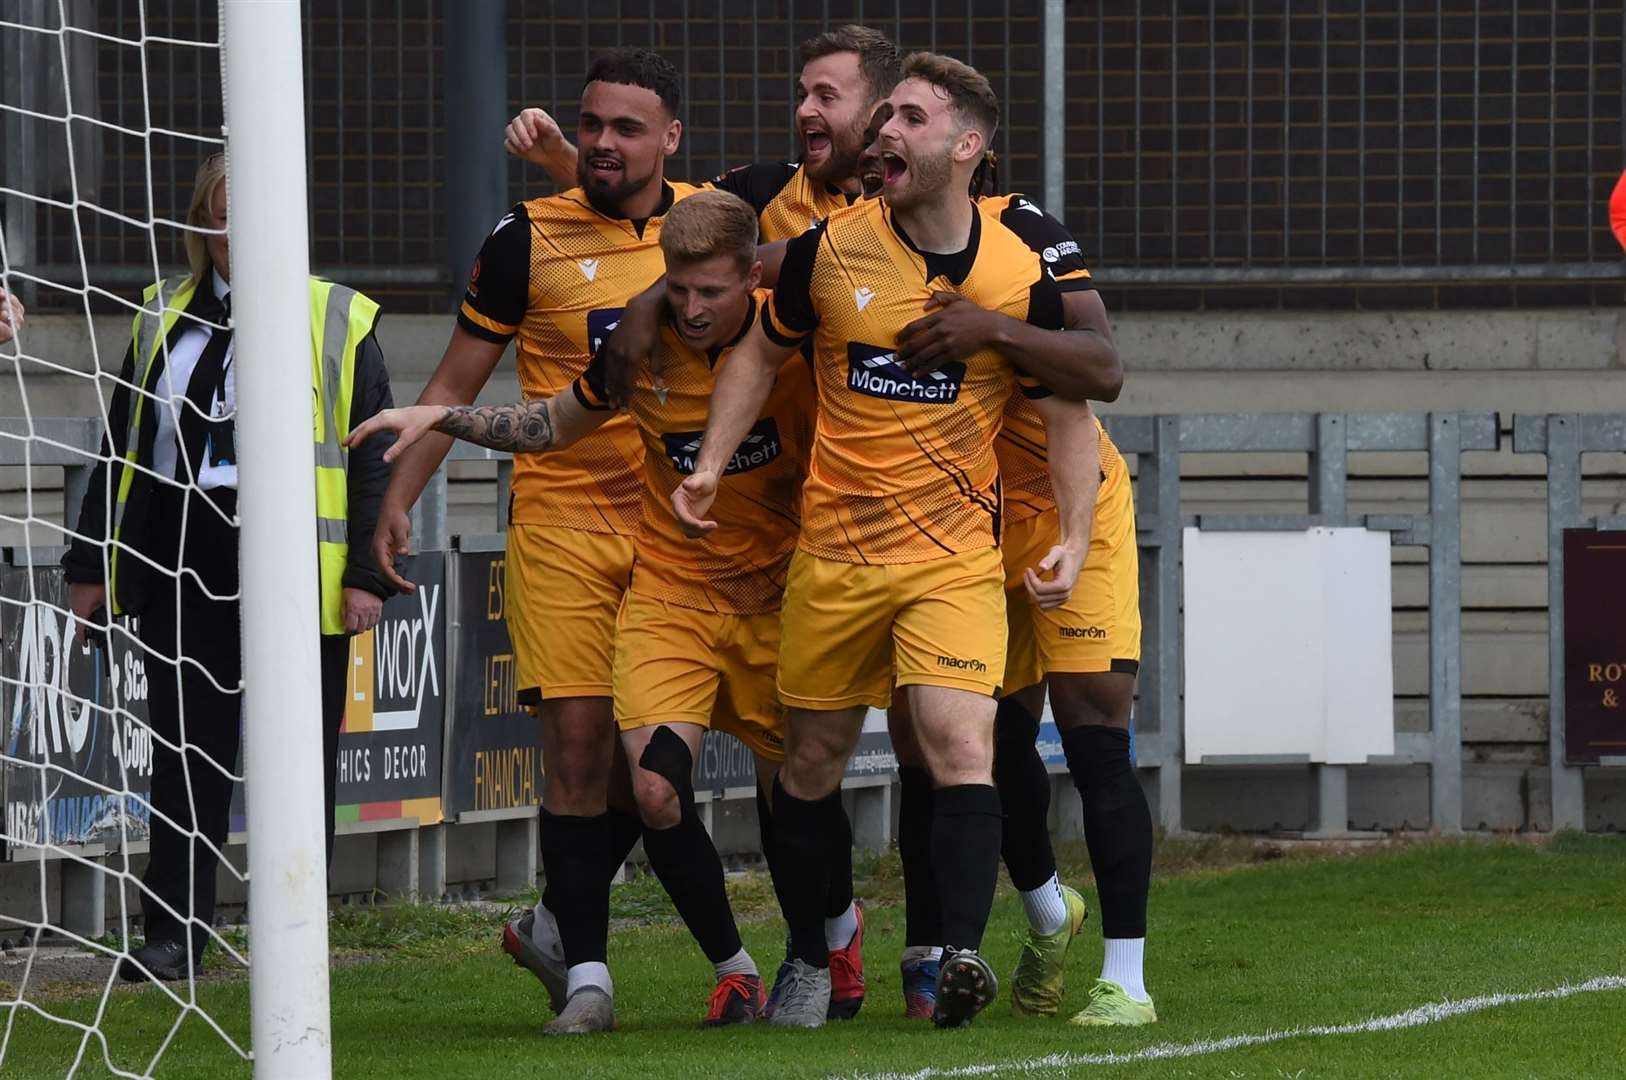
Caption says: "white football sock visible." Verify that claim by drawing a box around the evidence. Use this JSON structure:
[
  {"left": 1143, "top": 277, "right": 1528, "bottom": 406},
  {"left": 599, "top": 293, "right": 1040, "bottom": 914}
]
[
  {"left": 1100, "top": 937, "right": 1147, "bottom": 1001},
  {"left": 1020, "top": 874, "right": 1070, "bottom": 936},
  {"left": 714, "top": 948, "right": 758, "bottom": 980},
  {"left": 824, "top": 902, "right": 859, "bottom": 951},
  {"left": 901, "top": 944, "right": 943, "bottom": 965},
  {"left": 566, "top": 961, "right": 612, "bottom": 998}
]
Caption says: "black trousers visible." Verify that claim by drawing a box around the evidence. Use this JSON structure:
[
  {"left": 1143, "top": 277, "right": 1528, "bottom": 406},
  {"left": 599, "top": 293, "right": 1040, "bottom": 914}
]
[{"left": 137, "top": 489, "right": 349, "bottom": 954}]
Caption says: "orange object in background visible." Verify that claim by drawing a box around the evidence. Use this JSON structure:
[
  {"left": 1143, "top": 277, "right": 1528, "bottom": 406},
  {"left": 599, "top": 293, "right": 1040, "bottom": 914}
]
[{"left": 1611, "top": 169, "right": 1626, "bottom": 252}]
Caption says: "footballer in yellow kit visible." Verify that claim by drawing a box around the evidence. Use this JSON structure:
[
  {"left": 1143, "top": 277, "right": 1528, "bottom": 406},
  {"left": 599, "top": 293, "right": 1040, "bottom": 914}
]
[
  {"left": 672, "top": 54, "right": 1103, "bottom": 1031},
  {"left": 352, "top": 190, "right": 827, "bottom": 1028}
]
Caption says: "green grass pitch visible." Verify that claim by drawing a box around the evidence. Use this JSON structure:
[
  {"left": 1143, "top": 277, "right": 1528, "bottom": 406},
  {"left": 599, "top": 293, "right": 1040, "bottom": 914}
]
[{"left": 3, "top": 833, "right": 1623, "bottom": 1079}]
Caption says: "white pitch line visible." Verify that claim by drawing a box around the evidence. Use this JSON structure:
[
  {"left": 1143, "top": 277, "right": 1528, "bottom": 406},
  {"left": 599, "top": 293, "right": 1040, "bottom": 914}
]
[{"left": 835, "top": 975, "right": 1626, "bottom": 1080}]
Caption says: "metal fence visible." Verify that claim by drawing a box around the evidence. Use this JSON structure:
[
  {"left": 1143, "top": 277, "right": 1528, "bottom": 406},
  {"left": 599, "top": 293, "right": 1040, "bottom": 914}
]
[{"left": 3, "top": 2, "right": 1622, "bottom": 314}]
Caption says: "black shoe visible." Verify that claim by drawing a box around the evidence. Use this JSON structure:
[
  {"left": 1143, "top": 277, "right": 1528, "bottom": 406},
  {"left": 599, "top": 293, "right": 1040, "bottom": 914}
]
[
  {"left": 931, "top": 947, "right": 998, "bottom": 1029},
  {"left": 118, "top": 939, "right": 194, "bottom": 983}
]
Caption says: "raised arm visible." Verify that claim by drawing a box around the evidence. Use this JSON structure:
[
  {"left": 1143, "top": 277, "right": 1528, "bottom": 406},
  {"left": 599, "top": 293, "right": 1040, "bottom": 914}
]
[
  {"left": 669, "top": 319, "right": 796, "bottom": 536},
  {"left": 505, "top": 107, "right": 579, "bottom": 189},
  {"left": 1023, "top": 395, "right": 1103, "bottom": 609}
]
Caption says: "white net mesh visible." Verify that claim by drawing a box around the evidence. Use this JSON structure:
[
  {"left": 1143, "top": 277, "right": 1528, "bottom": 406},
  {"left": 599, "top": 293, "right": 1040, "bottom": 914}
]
[{"left": 0, "top": 5, "right": 263, "bottom": 1075}]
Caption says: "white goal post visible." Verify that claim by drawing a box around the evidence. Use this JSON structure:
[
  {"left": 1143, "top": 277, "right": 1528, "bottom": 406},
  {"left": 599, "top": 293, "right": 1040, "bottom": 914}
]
[{"left": 222, "top": 1, "right": 333, "bottom": 1077}]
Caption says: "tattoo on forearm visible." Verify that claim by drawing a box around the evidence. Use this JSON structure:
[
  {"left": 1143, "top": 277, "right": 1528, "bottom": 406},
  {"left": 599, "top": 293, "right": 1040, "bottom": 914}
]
[{"left": 435, "top": 400, "right": 555, "bottom": 453}]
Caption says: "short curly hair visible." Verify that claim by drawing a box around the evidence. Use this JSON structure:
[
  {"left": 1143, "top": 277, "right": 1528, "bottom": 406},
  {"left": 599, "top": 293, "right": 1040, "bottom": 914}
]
[{"left": 584, "top": 48, "right": 682, "bottom": 116}]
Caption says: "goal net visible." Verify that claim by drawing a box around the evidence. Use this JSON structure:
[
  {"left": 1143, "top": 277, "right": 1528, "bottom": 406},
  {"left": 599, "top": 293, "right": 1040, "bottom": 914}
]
[{"left": 1, "top": 4, "right": 331, "bottom": 1077}]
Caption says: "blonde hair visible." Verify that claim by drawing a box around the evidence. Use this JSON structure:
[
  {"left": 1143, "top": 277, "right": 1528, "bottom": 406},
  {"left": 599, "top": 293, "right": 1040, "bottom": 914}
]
[
  {"left": 659, "top": 189, "right": 759, "bottom": 273},
  {"left": 183, "top": 152, "right": 227, "bottom": 285}
]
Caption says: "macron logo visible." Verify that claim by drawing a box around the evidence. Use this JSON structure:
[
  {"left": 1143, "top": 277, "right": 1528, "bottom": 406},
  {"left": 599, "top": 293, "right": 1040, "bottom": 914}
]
[
  {"left": 854, "top": 286, "right": 876, "bottom": 312},
  {"left": 491, "top": 212, "right": 517, "bottom": 235},
  {"left": 578, "top": 258, "right": 599, "bottom": 282},
  {"left": 1015, "top": 198, "right": 1044, "bottom": 216}
]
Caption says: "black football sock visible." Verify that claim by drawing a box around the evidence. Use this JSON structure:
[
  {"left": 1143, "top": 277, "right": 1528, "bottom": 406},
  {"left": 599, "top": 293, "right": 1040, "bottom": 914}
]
[
  {"left": 1062, "top": 724, "right": 1153, "bottom": 939},
  {"left": 824, "top": 789, "right": 855, "bottom": 920},
  {"left": 771, "top": 775, "right": 840, "bottom": 967},
  {"left": 634, "top": 729, "right": 744, "bottom": 965},
  {"left": 930, "top": 783, "right": 1002, "bottom": 953},
  {"left": 754, "top": 783, "right": 793, "bottom": 962},
  {"left": 643, "top": 813, "right": 744, "bottom": 965},
  {"left": 607, "top": 804, "right": 644, "bottom": 876},
  {"left": 897, "top": 767, "right": 942, "bottom": 947},
  {"left": 993, "top": 698, "right": 1058, "bottom": 892},
  {"left": 538, "top": 808, "right": 612, "bottom": 966}
]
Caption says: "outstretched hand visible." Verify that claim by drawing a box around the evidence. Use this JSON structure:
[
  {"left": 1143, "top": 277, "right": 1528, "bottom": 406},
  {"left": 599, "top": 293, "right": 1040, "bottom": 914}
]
[{"left": 345, "top": 405, "right": 445, "bottom": 463}]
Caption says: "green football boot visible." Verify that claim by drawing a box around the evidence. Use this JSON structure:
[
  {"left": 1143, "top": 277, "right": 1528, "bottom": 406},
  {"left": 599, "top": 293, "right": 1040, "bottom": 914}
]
[
  {"left": 1068, "top": 978, "right": 1157, "bottom": 1027},
  {"left": 1010, "top": 884, "right": 1089, "bottom": 1016}
]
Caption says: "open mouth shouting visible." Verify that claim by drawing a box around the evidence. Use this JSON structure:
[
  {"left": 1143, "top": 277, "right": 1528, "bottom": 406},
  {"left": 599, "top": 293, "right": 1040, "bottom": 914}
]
[
  {"left": 879, "top": 149, "right": 909, "bottom": 191},
  {"left": 801, "top": 124, "right": 832, "bottom": 163}
]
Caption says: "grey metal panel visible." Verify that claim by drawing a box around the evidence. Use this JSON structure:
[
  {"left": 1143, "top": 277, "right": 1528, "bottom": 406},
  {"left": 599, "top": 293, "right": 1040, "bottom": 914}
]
[
  {"left": 452, "top": 533, "right": 507, "bottom": 554},
  {"left": 1513, "top": 413, "right": 1591, "bottom": 830},
  {"left": 0, "top": 417, "right": 103, "bottom": 465},
  {"left": 1428, "top": 414, "right": 1464, "bottom": 833},
  {"left": 1100, "top": 415, "right": 1154, "bottom": 454},
  {"left": 1178, "top": 414, "right": 1315, "bottom": 452}
]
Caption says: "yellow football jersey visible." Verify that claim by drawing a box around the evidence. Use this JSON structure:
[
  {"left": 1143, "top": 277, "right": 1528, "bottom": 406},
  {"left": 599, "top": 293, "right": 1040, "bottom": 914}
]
[
  {"left": 458, "top": 181, "right": 706, "bottom": 534},
  {"left": 762, "top": 197, "right": 1064, "bottom": 564},
  {"left": 574, "top": 290, "right": 814, "bottom": 613},
  {"left": 707, "top": 161, "right": 860, "bottom": 242}
]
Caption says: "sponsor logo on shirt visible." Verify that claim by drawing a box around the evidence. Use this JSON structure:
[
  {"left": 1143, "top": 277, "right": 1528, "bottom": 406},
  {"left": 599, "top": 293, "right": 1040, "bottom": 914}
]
[
  {"left": 846, "top": 343, "right": 964, "bottom": 403},
  {"left": 586, "top": 307, "right": 626, "bottom": 358},
  {"left": 662, "top": 417, "right": 783, "bottom": 476}
]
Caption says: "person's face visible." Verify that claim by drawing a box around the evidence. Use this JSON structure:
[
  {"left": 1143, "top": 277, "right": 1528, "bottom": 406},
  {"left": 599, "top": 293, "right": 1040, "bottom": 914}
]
[
  {"left": 856, "top": 103, "right": 892, "bottom": 199},
  {"left": 874, "top": 77, "right": 981, "bottom": 212},
  {"left": 205, "top": 180, "right": 230, "bottom": 283},
  {"left": 794, "top": 51, "right": 876, "bottom": 186},
  {"left": 576, "top": 80, "right": 681, "bottom": 214},
  {"left": 663, "top": 253, "right": 761, "bottom": 351}
]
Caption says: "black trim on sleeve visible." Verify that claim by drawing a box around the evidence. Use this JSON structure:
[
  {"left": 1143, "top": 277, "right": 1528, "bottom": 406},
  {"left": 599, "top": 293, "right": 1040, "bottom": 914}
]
[
  {"left": 459, "top": 203, "right": 531, "bottom": 338},
  {"left": 999, "top": 194, "right": 1091, "bottom": 282},
  {"left": 1018, "top": 382, "right": 1054, "bottom": 400},
  {"left": 573, "top": 379, "right": 613, "bottom": 412},
  {"left": 1025, "top": 271, "right": 1065, "bottom": 330},
  {"left": 1055, "top": 275, "right": 1097, "bottom": 294},
  {"left": 766, "top": 222, "right": 823, "bottom": 340},
  {"left": 709, "top": 161, "right": 802, "bottom": 216},
  {"left": 456, "top": 311, "right": 516, "bottom": 345},
  {"left": 1110, "top": 658, "right": 1141, "bottom": 676}
]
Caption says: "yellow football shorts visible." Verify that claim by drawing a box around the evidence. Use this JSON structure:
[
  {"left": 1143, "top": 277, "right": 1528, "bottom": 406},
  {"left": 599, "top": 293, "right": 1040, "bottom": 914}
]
[
  {"left": 611, "top": 590, "right": 786, "bottom": 761},
  {"left": 505, "top": 523, "right": 634, "bottom": 704},
  {"left": 1002, "top": 467, "right": 1141, "bottom": 692},
  {"left": 777, "top": 546, "right": 1007, "bottom": 710}
]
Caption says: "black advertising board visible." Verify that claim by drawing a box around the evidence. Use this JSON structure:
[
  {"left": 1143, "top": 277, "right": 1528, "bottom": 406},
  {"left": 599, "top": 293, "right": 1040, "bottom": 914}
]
[
  {"left": 1, "top": 566, "right": 153, "bottom": 857},
  {"left": 1562, "top": 529, "right": 1626, "bottom": 765},
  {"left": 446, "top": 546, "right": 543, "bottom": 816}
]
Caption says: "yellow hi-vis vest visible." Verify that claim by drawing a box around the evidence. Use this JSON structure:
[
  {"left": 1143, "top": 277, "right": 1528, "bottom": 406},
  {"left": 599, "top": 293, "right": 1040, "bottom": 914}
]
[{"left": 110, "top": 274, "right": 379, "bottom": 635}]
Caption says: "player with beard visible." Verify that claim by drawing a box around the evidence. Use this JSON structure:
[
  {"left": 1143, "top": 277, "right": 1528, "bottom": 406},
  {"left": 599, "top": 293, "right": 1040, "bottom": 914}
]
[
  {"left": 671, "top": 53, "right": 1100, "bottom": 1030},
  {"left": 856, "top": 102, "right": 1152, "bottom": 1026},
  {"left": 350, "top": 191, "right": 812, "bottom": 1028},
  {"left": 509, "top": 25, "right": 898, "bottom": 244},
  {"left": 373, "top": 48, "right": 704, "bottom": 1036},
  {"left": 502, "top": 25, "right": 901, "bottom": 1023}
]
